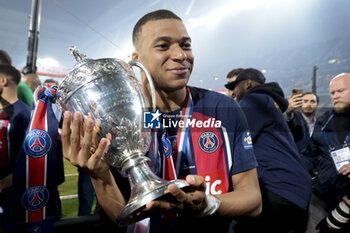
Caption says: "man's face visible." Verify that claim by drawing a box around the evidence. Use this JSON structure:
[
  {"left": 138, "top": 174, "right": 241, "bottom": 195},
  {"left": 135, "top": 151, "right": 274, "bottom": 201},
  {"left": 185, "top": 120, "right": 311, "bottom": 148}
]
[
  {"left": 301, "top": 93, "right": 318, "bottom": 116},
  {"left": 135, "top": 19, "right": 194, "bottom": 92},
  {"left": 228, "top": 75, "right": 247, "bottom": 102},
  {"left": 225, "top": 75, "right": 237, "bottom": 96},
  {"left": 330, "top": 74, "right": 350, "bottom": 113}
]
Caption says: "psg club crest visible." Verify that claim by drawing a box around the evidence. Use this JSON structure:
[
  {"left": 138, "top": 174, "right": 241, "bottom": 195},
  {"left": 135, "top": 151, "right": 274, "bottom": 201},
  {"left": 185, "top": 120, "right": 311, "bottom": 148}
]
[
  {"left": 199, "top": 132, "right": 219, "bottom": 153},
  {"left": 22, "top": 185, "right": 49, "bottom": 211},
  {"left": 24, "top": 129, "right": 52, "bottom": 158}
]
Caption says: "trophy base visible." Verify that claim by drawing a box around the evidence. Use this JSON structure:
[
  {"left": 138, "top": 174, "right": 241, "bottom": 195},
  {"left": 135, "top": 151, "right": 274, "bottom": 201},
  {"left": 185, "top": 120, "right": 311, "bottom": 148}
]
[{"left": 117, "top": 179, "right": 188, "bottom": 226}]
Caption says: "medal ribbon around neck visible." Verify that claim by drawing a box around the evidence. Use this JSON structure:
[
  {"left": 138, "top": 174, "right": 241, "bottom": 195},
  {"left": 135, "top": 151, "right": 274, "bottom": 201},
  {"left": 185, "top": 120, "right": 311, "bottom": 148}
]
[{"left": 162, "top": 86, "right": 193, "bottom": 180}]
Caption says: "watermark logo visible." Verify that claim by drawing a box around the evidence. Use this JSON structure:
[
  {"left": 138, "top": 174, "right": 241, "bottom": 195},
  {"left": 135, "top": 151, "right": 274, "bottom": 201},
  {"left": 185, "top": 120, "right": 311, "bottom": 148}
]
[
  {"left": 143, "top": 110, "right": 161, "bottom": 129},
  {"left": 143, "top": 110, "right": 222, "bottom": 129}
]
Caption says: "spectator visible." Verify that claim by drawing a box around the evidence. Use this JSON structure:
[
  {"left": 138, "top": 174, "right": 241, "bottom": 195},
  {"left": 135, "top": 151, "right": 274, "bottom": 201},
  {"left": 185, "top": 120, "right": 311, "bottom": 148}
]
[
  {"left": 43, "top": 78, "right": 59, "bottom": 87},
  {"left": 303, "top": 73, "right": 350, "bottom": 233},
  {"left": 0, "top": 65, "right": 31, "bottom": 231},
  {"left": 61, "top": 9, "right": 262, "bottom": 233},
  {"left": 17, "top": 73, "right": 40, "bottom": 107},
  {"left": 225, "top": 68, "right": 312, "bottom": 233},
  {"left": 0, "top": 50, "right": 12, "bottom": 65},
  {"left": 286, "top": 91, "right": 319, "bottom": 154},
  {"left": 224, "top": 68, "right": 244, "bottom": 97}
]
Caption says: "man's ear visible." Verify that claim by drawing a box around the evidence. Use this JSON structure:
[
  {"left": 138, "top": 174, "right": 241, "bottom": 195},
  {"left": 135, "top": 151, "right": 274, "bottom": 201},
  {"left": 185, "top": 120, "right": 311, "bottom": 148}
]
[
  {"left": 0, "top": 76, "right": 8, "bottom": 86},
  {"left": 246, "top": 80, "right": 252, "bottom": 89},
  {"left": 132, "top": 51, "right": 139, "bottom": 60}
]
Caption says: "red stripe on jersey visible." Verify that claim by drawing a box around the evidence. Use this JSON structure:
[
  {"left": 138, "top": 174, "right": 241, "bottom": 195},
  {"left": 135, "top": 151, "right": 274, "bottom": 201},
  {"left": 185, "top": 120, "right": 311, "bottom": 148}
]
[{"left": 190, "top": 112, "right": 229, "bottom": 195}]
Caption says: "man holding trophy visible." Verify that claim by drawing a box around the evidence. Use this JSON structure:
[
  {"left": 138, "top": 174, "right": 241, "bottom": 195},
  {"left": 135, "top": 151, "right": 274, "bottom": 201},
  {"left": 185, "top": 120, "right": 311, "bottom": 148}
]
[{"left": 61, "top": 9, "right": 262, "bottom": 233}]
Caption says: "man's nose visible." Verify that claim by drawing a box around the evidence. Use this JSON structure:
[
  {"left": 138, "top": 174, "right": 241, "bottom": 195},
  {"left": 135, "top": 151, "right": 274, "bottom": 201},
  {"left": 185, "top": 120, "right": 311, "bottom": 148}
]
[{"left": 171, "top": 45, "right": 187, "bottom": 61}]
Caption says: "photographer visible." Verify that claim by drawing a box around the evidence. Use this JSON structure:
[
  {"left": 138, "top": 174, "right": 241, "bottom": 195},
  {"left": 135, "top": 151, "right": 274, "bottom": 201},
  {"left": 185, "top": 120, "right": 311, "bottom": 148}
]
[{"left": 303, "top": 73, "right": 350, "bottom": 233}]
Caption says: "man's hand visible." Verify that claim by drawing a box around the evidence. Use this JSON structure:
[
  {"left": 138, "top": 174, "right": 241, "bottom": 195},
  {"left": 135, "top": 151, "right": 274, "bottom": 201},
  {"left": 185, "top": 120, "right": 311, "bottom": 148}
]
[
  {"left": 135, "top": 175, "right": 208, "bottom": 219},
  {"left": 286, "top": 94, "right": 303, "bottom": 115},
  {"left": 61, "top": 111, "right": 110, "bottom": 180},
  {"left": 338, "top": 164, "right": 350, "bottom": 178}
]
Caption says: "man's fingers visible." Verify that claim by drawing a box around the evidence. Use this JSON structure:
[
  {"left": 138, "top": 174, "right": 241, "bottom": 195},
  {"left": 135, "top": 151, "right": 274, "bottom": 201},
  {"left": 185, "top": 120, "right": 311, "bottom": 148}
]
[
  {"left": 80, "top": 117, "right": 95, "bottom": 162},
  {"left": 90, "top": 138, "right": 109, "bottom": 164},
  {"left": 70, "top": 112, "right": 82, "bottom": 157},
  {"left": 61, "top": 111, "right": 72, "bottom": 160},
  {"left": 186, "top": 175, "right": 206, "bottom": 192},
  {"left": 92, "top": 119, "right": 101, "bottom": 149}
]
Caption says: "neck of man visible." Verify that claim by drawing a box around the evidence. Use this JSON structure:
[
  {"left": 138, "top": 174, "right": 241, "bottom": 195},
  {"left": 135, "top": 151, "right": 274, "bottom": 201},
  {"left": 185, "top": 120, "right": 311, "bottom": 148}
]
[
  {"left": 0, "top": 88, "right": 18, "bottom": 107},
  {"left": 143, "top": 85, "right": 187, "bottom": 112},
  {"left": 302, "top": 112, "right": 315, "bottom": 123}
]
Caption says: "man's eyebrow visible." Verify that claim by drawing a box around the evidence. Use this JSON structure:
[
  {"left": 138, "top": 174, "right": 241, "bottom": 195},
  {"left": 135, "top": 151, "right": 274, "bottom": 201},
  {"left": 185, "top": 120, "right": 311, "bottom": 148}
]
[{"left": 153, "top": 36, "right": 192, "bottom": 43}]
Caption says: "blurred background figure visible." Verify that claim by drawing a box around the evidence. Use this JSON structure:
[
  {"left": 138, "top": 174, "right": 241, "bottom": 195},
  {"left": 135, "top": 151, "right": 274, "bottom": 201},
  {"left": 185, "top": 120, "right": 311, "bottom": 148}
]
[
  {"left": 286, "top": 91, "right": 319, "bottom": 154},
  {"left": 43, "top": 78, "right": 59, "bottom": 87},
  {"left": 224, "top": 68, "right": 244, "bottom": 97},
  {"left": 0, "top": 64, "right": 31, "bottom": 232},
  {"left": 17, "top": 73, "right": 41, "bottom": 107},
  {"left": 0, "top": 50, "right": 12, "bottom": 66},
  {"left": 225, "top": 68, "right": 312, "bottom": 233}
]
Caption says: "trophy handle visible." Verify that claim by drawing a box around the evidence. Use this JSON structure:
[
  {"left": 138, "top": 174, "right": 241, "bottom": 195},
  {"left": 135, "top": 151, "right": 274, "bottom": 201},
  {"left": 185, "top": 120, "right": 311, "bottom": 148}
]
[{"left": 128, "top": 60, "right": 156, "bottom": 111}]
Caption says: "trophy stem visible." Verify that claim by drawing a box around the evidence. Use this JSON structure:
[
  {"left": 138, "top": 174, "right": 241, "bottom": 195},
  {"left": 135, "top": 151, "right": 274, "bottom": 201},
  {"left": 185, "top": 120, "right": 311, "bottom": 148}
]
[
  {"left": 126, "top": 159, "right": 169, "bottom": 202},
  {"left": 118, "top": 159, "right": 188, "bottom": 226}
]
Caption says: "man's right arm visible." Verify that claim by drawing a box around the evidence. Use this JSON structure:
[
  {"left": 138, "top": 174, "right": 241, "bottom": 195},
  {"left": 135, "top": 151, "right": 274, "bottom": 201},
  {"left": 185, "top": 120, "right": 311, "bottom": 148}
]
[
  {"left": 286, "top": 93, "right": 303, "bottom": 118},
  {"left": 90, "top": 171, "right": 126, "bottom": 222},
  {"left": 61, "top": 111, "right": 127, "bottom": 222}
]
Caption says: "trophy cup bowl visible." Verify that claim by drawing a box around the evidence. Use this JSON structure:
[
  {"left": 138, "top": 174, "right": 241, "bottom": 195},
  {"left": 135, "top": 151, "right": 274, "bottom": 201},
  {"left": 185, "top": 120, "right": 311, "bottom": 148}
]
[{"left": 56, "top": 47, "right": 188, "bottom": 226}]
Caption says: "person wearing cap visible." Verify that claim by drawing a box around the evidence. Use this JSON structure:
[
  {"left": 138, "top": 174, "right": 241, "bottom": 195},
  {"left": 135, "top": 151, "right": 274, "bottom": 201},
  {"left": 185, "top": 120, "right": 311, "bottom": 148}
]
[
  {"left": 226, "top": 68, "right": 312, "bottom": 233},
  {"left": 225, "top": 68, "right": 244, "bottom": 97}
]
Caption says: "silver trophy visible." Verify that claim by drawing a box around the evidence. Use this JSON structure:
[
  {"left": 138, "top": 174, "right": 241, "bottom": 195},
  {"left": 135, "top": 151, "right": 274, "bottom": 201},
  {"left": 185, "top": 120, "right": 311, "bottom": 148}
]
[{"left": 56, "top": 47, "right": 187, "bottom": 226}]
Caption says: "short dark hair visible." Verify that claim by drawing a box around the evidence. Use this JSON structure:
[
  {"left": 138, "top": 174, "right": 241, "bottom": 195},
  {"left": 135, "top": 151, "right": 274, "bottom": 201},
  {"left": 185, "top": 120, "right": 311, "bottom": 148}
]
[
  {"left": 44, "top": 78, "right": 59, "bottom": 86},
  {"left": 0, "top": 50, "right": 12, "bottom": 65},
  {"left": 226, "top": 68, "right": 245, "bottom": 79},
  {"left": 0, "top": 65, "right": 21, "bottom": 84},
  {"left": 132, "top": 9, "right": 182, "bottom": 48},
  {"left": 303, "top": 92, "right": 319, "bottom": 104}
]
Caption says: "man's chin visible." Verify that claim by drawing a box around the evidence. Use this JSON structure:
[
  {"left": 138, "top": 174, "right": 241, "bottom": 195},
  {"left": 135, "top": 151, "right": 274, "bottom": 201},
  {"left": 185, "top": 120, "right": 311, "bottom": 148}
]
[
  {"left": 333, "top": 103, "right": 350, "bottom": 113},
  {"left": 302, "top": 111, "right": 314, "bottom": 117}
]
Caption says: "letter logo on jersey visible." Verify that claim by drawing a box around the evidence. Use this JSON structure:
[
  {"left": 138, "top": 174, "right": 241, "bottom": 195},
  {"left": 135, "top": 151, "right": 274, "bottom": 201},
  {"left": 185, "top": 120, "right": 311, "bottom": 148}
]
[
  {"left": 242, "top": 131, "right": 253, "bottom": 149},
  {"left": 22, "top": 185, "right": 49, "bottom": 211},
  {"left": 143, "top": 110, "right": 161, "bottom": 129},
  {"left": 24, "top": 129, "right": 52, "bottom": 158},
  {"left": 198, "top": 132, "right": 219, "bottom": 153}
]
